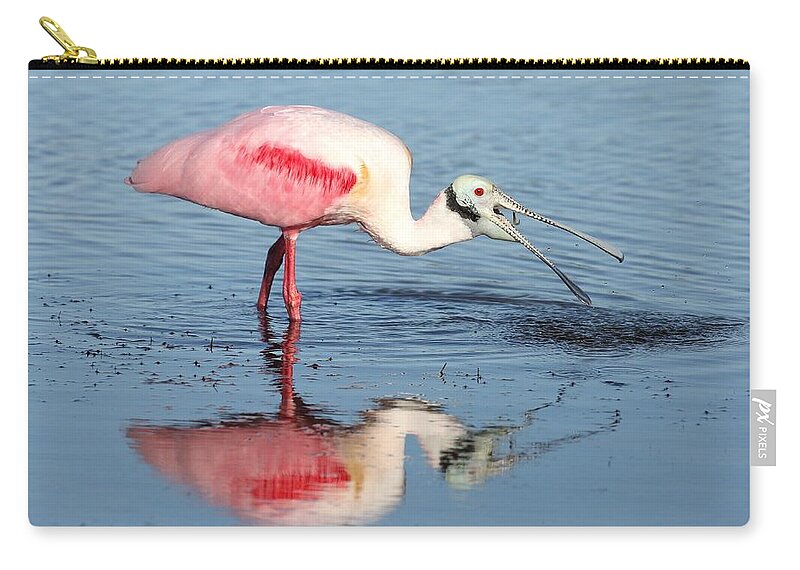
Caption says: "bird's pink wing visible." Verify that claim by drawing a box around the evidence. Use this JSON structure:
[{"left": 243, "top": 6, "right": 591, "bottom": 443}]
[
  {"left": 126, "top": 106, "right": 364, "bottom": 229},
  {"left": 128, "top": 423, "right": 350, "bottom": 505}
]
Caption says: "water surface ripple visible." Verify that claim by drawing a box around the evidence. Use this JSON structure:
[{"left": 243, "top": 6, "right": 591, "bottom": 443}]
[{"left": 29, "top": 71, "right": 748, "bottom": 525}]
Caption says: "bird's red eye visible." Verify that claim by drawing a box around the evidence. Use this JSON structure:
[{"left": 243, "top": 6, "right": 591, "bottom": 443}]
[{"left": 474, "top": 187, "right": 485, "bottom": 197}]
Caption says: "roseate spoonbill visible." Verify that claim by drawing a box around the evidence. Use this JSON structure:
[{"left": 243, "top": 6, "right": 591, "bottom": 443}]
[
  {"left": 128, "top": 318, "right": 617, "bottom": 525},
  {"left": 129, "top": 397, "right": 511, "bottom": 525},
  {"left": 128, "top": 318, "right": 503, "bottom": 525},
  {"left": 126, "top": 105, "right": 623, "bottom": 320}
]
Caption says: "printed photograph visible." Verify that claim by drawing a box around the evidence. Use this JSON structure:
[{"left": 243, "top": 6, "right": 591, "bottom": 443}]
[{"left": 28, "top": 67, "right": 749, "bottom": 525}]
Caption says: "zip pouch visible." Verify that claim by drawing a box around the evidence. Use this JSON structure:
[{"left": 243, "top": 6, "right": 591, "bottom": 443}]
[{"left": 28, "top": 17, "right": 750, "bottom": 526}]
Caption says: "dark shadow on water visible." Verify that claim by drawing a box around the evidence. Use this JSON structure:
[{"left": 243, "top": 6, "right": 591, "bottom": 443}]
[
  {"left": 126, "top": 312, "right": 621, "bottom": 525},
  {"left": 504, "top": 306, "right": 746, "bottom": 354},
  {"left": 346, "top": 286, "right": 747, "bottom": 354}
]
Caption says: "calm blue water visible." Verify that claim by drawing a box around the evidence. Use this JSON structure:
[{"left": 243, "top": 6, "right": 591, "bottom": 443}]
[{"left": 28, "top": 69, "right": 749, "bottom": 525}]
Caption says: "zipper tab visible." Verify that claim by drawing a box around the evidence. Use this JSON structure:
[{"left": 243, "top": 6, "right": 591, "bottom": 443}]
[{"left": 39, "top": 16, "right": 98, "bottom": 65}]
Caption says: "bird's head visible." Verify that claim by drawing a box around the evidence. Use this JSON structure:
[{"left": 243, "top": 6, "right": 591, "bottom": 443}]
[{"left": 444, "top": 174, "right": 624, "bottom": 306}]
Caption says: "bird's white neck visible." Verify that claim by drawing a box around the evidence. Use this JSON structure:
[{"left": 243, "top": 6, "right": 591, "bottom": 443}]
[{"left": 359, "top": 191, "right": 475, "bottom": 256}]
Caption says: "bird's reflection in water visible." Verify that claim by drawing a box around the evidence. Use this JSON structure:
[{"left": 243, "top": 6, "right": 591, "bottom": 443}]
[{"left": 128, "top": 315, "right": 619, "bottom": 525}]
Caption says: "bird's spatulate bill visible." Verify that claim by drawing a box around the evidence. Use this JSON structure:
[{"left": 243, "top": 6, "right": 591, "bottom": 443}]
[
  {"left": 488, "top": 214, "right": 593, "bottom": 306},
  {"left": 494, "top": 188, "right": 624, "bottom": 262}
]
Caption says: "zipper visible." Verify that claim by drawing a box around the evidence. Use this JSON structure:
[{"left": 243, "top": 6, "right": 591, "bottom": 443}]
[{"left": 31, "top": 16, "right": 750, "bottom": 70}]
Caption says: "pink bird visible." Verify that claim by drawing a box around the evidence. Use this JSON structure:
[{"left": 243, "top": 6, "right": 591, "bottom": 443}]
[{"left": 126, "top": 105, "right": 622, "bottom": 320}]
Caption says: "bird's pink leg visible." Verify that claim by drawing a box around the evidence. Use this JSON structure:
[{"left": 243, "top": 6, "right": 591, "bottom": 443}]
[
  {"left": 282, "top": 232, "right": 303, "bottom": 321},
  {"left": 257, "top": 235, "right": 286, "bottom": 312}
]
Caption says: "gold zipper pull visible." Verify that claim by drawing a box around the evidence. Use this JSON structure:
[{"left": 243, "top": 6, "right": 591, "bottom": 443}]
[{"left": 39, "top": 16, "right": 98, "bottom": 64}]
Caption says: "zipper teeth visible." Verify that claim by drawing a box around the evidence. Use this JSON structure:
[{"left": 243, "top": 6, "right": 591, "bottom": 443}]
[
  {"left": 30, "top": 57, "right": 750, "bottom": 69},
  {"left": 103, "top": 57, "right": 749, "bottom": 68}
]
